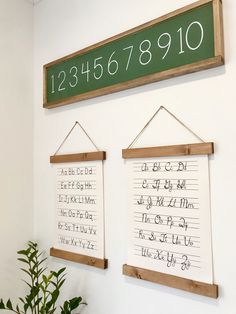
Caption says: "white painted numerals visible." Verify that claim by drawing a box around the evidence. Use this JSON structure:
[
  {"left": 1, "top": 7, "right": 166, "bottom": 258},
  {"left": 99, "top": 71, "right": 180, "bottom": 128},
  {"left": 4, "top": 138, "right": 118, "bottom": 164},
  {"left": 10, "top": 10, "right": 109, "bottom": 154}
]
[
  {"left": 58, "top": 70, "right": 66, "bottom": 91},
  {"left": 123, "top": 45, "right": 134, "bottom": 70},
  {"left": 178, "top": 21, "right": 204, "bottom": 54},
  {"left": 107, "top": 51, "right": 119, "bottom": 75},
  {"left": 69, "top": 66, "right": 78, "bottom": 88},
  {"left": 93, "top": 57, "right": 103, "bottom": 80},
  {"left": 81, "top": 62, "right": 90, "bottom": 82},
  {"left": 139, "top": 40, "right": 152, "bottom": 65},
  {"left": 49, "top": 20, "right": 205, "bottom": 95},
  {"left": 157, "top": 33, "right": 171, "bottom": 59}
]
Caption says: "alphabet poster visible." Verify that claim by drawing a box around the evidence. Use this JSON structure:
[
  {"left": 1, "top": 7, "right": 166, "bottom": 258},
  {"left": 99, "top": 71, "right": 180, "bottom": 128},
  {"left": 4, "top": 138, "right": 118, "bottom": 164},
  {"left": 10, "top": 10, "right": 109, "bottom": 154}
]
[
  {"left": 53, "top": 160, "right": 105, "bottom": 259},
  {"left": 126, "top": 154, "right": 213, "bottom": 284}
]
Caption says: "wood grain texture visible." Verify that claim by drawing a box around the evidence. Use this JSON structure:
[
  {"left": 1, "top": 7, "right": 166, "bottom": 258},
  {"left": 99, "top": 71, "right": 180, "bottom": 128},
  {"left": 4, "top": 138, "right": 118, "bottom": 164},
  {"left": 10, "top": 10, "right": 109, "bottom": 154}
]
[
  {"left": 50, "top": 151, "right": 106, "bottom": 163},
  {"left": 50, "top": 248, "right": 108, "bottom": 269},
  {"left": 122, "top": 142, "right": 214, "bottom": 159},
  {"left": 123, "top": 264, "right": 218, "bottom": 298},
  {"left": 43, "top": 66, "right": 47, "bottom": 106},
  {"left": 213, "top": 0, "right": 224, "bottom": 58}
]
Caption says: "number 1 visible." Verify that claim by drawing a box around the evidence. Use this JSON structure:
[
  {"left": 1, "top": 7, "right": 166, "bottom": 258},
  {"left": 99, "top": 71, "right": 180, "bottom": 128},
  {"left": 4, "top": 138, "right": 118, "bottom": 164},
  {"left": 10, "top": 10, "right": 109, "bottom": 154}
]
[
  {"left": 51, "top": 75, "right": 55, "bottom": 93},
  {"left": 177, "top": 27, "right": 185, "bottom": 54}
]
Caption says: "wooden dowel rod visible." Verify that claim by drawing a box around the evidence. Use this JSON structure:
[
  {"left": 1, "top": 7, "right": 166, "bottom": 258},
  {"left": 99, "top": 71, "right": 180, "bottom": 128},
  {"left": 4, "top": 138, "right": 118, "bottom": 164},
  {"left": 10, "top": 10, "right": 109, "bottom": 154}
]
[
  {"left": 123, "top": 264, "right": 218, "bottom": 298},
  {"left": 50, "top": 248, "right": 108, "bottom": 269},
  {"left": 50, "top": 151, "right": 106, "bottom": 163},
  {"left": 122, "top": 142, "right": 214, "bottom": 159}
]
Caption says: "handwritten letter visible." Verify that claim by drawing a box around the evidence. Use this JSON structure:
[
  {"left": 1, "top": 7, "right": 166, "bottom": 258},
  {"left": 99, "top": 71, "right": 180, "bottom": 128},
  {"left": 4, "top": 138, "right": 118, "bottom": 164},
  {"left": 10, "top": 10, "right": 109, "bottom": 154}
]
[
  {"left": 127, "top": 155, "right": 213, "bottom": 283},
  {"left": 53, "top": 160, "right": 104, "bottom": 259}
]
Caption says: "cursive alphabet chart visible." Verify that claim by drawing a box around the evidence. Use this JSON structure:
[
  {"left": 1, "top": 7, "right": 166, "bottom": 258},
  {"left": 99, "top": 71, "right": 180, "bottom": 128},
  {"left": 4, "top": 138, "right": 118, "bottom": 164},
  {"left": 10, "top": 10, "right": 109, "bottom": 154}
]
[{"left": 126, "top": 154, "right": 213, "bottom": 284}]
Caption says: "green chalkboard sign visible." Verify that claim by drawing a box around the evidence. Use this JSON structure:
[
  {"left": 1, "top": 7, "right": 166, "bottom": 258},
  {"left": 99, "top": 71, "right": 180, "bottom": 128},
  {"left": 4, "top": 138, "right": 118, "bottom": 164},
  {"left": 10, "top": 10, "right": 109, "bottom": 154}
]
[{"left": 43, "top": 0, "right": 224, "bottom": 108}]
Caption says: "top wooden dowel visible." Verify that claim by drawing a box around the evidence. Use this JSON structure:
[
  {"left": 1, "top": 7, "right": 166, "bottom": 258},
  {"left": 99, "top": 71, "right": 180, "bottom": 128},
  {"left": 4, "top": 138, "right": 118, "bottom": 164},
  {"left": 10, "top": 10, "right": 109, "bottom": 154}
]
[
  {"left": 50, "top": 151, "right": 106, "bottom": 163},
  {"left": 122, "top": 142, "right": 214, "bottom": 159}
]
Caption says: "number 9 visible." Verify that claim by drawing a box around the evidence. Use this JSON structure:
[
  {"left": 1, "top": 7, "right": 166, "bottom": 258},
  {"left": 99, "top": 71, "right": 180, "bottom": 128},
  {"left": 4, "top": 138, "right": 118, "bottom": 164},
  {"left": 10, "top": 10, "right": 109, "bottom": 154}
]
[{"left": 157, "top": 32, "right": 172, "bottom": 60}]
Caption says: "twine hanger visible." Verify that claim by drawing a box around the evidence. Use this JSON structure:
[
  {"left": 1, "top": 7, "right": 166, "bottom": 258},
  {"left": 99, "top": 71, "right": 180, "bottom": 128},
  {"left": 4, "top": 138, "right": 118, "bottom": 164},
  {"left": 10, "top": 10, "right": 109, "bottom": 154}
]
[
  {"left": 54, "top": 121, "right": 99, "bottom": 156},
  {"left": 127, "top": 105, "right": 205, "bottom": 149}
]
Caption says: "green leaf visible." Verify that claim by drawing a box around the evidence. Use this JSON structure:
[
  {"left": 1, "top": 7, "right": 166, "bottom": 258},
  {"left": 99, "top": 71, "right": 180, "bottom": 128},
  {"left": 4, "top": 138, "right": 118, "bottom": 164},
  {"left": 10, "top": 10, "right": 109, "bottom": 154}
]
[
  {"left": 0, "top": 299, "right": 6, "bottom": 309},
  {"left": 35, "top": 297, "right": 42, "bottom": 306},
  {"left": 51, "top": 289, "right": 59, "bottom": 303},
  {"left": 50, "top": 281, "right": 57, "bottom": 288},
  {"left": 19, "top": 297, "right": 26, "bottom": 305},
  {"left": 28, "top": 240, "right": 37, "bottom": 245},
  {"left": 17, "top": 249, "right": 28, "bottom": 256},
  {"left": 31, "top": 262, "right": 39, "bottom": 272},
  {"left": 69, "top": 297, "right": 82, "bottom": 311},
  {"left": 57, "top": 267, "right": 66, "bottom": 277},
  {"left": 18, "top": 247, "right": 31, "bottom": 257},
  {"left": 63, "top": 300, "right": 69, "bottom": 312},
  {"left": 38, "top": 257, "right": 47, "bottom": 267},
  {"left": 6, "top": 299, "right": 13, "bottom": 310},
  {"left": 17, "top": 258, "right": 29, "bottom": 264},
  {"left": 37, "top": 267, "right": 47, "bottom": 277},
  {"left": 58, "top": 279, "right": 66, "bottom": 289},
  {"left": 22, "top": 279, "right": 32, "bottom": 289},
  {"left": 24, "top": 303, "right": 29, "bottom": 312},
  {"left": 42, "top": 274, "right": 48, "bottom": 284},
  {"left": 30, "top": 285, "right": 40, "bottom": 299},
  {"left": 28, "top": 242, "right": 37, "bottom": 250},
  {"left": 29, "top": 250, "right": 38, "bottom": 262},
  {"left": 58, "top": 273, "right": 66, "bottom": 282},
  {"left": 20, "top": 268, "right": 32, "bottom": 277}
]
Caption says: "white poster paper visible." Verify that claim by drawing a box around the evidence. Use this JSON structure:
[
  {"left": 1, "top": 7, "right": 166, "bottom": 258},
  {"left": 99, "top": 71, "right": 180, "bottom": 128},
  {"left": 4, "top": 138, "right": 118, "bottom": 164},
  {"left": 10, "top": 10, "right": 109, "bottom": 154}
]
[
  {"left": 53, "top": 160, "right": 105, "bottom": 259},
  {"left": 126, "top": 154, "right": 213, "bottom": 283}
]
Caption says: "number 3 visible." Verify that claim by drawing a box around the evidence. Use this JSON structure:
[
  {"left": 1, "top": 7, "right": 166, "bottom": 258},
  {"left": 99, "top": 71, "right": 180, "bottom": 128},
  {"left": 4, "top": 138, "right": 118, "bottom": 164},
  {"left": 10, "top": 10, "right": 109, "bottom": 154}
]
[{"left": 69, "top": 66, "right": 78, "bottom": 88}]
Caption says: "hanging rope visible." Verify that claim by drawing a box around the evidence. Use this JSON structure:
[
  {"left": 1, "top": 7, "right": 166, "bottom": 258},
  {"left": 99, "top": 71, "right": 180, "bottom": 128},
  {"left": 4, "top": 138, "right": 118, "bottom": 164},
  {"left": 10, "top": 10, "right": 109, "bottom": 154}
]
[
  {"left": 127, "top": 105, "right": 205, "bottom": 149},
  {"left": 54, "top": 121, "right": 99, "bottom": 156}
]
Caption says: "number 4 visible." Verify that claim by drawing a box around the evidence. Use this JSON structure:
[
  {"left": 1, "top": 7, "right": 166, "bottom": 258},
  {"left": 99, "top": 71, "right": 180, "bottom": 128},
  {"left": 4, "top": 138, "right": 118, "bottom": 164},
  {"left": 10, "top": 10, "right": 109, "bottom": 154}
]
[{"left": 81, "top": 61, "right": 90, "bottom": 82}]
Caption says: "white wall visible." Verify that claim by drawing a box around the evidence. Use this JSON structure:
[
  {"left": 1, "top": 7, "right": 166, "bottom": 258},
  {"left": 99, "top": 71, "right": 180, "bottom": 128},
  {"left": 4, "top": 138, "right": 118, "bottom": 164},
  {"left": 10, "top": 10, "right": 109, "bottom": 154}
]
[
  {"left": 34, "top": 0, "right": 236, "bottom": 314},
  {"left": 0, "top": 0, "right": 33, "bottom": 300}
]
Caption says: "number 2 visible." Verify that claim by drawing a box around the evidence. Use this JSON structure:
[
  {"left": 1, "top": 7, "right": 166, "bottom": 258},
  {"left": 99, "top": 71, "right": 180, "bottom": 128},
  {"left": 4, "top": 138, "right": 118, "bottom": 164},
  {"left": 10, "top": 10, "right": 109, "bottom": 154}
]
[{"left": 58, "top": 70, "right": 66, "bottom": 91}]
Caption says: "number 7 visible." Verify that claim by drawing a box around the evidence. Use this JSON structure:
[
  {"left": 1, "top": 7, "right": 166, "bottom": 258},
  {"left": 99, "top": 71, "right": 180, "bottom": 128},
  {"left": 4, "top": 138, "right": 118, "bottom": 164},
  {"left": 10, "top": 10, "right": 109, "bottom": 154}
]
[{"left": 123, "top": 45, "right": 134, "bottom": 70}]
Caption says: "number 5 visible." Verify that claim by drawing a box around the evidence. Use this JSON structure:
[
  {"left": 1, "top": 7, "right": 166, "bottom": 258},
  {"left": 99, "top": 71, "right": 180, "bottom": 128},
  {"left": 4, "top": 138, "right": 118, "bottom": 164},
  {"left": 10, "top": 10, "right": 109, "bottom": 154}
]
[{"left": 93, "top": 57, "right": 103, "bottom": 80}]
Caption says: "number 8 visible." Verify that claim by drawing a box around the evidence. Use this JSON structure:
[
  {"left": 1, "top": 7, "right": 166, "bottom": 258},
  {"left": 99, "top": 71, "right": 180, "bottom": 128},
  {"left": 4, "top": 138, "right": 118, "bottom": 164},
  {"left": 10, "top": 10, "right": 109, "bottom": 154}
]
[{"left": 139, "top": 39, "right": 152, "bottom": 65}]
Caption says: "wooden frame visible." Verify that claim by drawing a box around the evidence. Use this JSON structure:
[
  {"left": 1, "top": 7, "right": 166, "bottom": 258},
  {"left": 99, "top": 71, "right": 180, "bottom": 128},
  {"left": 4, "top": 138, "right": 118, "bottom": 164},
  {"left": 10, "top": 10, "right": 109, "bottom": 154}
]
[
  {"left": 122, "top": 142, "right": 214, "bottom": 159},
  {"left": 123, "top": 264, "right": 218, "bottom": 298},
  {"left": 50, "top": 248, "right": 108, "bottom": 269},
  {"left": 50, "top": 151, "right": 106, "bottom": 163},
  {"left": 43, "top": 0, "right": 224, "bottom": 109}
]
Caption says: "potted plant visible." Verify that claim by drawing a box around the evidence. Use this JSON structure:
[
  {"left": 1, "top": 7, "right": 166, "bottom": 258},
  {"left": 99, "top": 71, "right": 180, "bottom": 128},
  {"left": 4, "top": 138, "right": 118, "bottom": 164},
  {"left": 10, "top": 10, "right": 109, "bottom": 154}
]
[{"left": 0, "top": 241, "right": 86, "bottom": 314}]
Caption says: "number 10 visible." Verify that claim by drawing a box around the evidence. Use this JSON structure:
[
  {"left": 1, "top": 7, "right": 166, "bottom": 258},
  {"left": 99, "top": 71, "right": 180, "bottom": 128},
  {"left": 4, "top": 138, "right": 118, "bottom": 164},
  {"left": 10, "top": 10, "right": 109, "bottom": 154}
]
[{"left": 178, "top": 21, "right": 204, "bottom": 54}]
